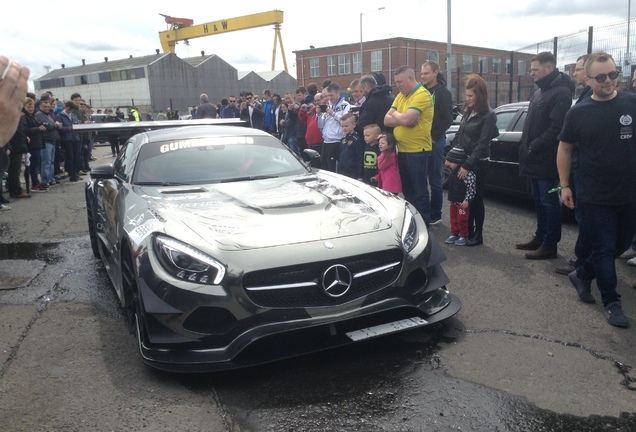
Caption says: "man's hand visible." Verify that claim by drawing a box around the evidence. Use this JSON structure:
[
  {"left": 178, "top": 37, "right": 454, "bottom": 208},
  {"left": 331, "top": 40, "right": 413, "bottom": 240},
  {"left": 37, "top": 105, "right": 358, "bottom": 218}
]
[
  {"left": 0, "top": 56, "right": 30, "bottom": 146},
  {"left": 457, "top": 167, "right": 469, "bottom": 180},
  {"left": 561, "top": 188, "right": 575, "bottom": 209}
]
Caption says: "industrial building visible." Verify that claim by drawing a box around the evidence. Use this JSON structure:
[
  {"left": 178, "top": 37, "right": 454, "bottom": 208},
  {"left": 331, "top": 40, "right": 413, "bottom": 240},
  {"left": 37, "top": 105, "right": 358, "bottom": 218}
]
[{"left": 34, "top": 52, "right": 297, "bottom": 116}]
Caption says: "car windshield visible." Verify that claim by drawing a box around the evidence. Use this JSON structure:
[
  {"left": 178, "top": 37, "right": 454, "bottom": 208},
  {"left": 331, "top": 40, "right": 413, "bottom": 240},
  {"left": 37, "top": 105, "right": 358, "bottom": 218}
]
[{"left": 132, "top": 136, "right": 309, "bottom": 185}]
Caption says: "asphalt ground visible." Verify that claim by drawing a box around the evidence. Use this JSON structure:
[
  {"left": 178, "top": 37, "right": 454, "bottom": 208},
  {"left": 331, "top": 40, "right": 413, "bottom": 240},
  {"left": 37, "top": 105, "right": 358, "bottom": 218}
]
[{"left": 0, "top": 144, "right": 634, "bottom": 430}]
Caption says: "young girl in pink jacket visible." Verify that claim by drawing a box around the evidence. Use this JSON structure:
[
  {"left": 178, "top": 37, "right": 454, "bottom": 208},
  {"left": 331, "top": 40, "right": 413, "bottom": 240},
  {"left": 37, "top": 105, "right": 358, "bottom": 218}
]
[{"left": 372, "top": 133, "right": 402, "bottom": 194}]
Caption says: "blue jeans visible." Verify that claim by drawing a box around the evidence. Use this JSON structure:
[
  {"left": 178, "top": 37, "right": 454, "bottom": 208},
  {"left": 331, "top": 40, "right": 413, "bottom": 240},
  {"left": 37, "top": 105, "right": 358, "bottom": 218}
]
[
  {"left": 398, "top": 151, "right": 431, "bottom": 223},
  {"left": 576, "top": 202, "right": 636, "bottom": 306},
  {"left": 0, "top": 147, "right": 8, "bottom": 174},
  {"left": 287, "top": 135, "right": 300, "bottom": 156},
  {"left": 29, "top": 149, "right": 42, "bottom": 186},
  {"left": 73, "top": 139, "right": 83, "bottom": 174},
  {"left": 573, "top": 173, "right": 592, "bottom": 268},
  {"left": 40, "top": 142, "right": 55, "bottom": 185},
  {"left": 530, "top": 178, "right": 562, "bottom": 250},
  {"left": 62, "top": 140, "right": 77, "bottom": 179},
  {"left": 427, "top": 137, "right": 445, "bottom": 221}
]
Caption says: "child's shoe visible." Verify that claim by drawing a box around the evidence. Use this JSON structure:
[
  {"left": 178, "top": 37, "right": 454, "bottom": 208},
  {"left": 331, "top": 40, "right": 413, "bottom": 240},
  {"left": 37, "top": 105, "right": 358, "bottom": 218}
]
[
  {"left": 455, "top": 236, "right": 468, "bottom": 246},
  {"left": 445, "top": 234, "right": 459, "bottom": 244}
]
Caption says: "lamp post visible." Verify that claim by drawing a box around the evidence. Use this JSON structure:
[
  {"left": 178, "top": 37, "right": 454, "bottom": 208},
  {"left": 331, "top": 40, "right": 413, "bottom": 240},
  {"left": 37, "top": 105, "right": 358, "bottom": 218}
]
[{"left": 360, "top": 7, "right": 385, "bottom": 75}]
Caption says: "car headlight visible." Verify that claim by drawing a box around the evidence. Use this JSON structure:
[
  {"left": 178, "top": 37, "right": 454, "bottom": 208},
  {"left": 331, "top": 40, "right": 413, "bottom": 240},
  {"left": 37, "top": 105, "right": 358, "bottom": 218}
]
[
  {"left": 154, "top": 235, "right": 226, "bottom": 285},
  {"left": 401, "top": 207, "right": 418, "bottom": 253}
]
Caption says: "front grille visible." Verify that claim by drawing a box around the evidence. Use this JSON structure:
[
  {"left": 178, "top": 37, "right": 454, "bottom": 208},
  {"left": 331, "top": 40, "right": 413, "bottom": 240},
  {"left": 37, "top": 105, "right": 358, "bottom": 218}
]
[{"left": 242, "top": 249, "right": 403, "bottom": 308}]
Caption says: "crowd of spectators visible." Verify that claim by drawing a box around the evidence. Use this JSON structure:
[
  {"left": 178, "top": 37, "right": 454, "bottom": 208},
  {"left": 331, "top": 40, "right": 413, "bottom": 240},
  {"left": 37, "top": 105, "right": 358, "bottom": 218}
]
[
  {"left": 2, "top": 51, "right": 634, "bottom": 329},
  {"left": 1, "top": 89, "right": 102, "bottom": 207}
]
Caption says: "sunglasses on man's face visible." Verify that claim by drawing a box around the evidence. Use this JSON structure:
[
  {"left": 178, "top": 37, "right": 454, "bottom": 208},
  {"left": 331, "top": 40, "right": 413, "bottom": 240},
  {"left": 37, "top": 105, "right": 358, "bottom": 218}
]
[{"left": 590, "top": 70, "right": 619, "bottom": 83}]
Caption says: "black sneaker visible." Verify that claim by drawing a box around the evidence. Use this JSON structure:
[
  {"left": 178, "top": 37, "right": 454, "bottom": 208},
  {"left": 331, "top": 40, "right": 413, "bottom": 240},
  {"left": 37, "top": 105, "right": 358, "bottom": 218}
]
[
  {"left": 429, "top": 218, "right": 442, "bottom": 226},
  {"left": 568, "top": 271, "right": 595, "bottom": 304},
  {"left": 604, "top": 302, "right": 629, "bottom": 328}
]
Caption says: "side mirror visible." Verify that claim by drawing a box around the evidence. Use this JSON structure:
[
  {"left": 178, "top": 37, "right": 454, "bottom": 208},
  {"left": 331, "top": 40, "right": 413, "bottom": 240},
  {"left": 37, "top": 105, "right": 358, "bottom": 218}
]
[
  {"left": 303, "top": 148, "right": 321, "bottom": 160},
  {"left": 90, "top": 163, "right": 115, "bottom": 180}
]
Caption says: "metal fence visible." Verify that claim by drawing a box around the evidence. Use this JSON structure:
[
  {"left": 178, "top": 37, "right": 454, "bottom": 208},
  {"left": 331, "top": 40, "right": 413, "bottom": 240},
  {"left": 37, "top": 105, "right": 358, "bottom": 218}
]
[
  {"left": 447, "top": 68, "right": 535, "bottom": 109},
  {"left": 517, "top": 19, "right": 636, "bottom": 89}
]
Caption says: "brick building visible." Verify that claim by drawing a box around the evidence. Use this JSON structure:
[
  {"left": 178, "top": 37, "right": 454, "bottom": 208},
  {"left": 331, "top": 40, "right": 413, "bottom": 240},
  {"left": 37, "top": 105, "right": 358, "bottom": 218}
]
[{"left": 294, "top": 37, "right": 537, "bottom": 108}]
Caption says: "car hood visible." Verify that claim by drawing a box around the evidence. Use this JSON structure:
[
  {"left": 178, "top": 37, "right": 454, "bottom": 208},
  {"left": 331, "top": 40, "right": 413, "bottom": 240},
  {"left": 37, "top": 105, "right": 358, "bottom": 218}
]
[{"left": 139, "top": 173, "right": 397, "bottom": 250}]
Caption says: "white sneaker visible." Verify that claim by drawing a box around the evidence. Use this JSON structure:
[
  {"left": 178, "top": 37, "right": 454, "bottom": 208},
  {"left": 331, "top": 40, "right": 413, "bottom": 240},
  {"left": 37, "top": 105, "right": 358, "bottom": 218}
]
[
  {"left": 619, "top": 248, "right": 636, "bottom": 259},
  {"left": 0, "top": 204, "right": 11, "bottom": 211},
  {"left": 628, "top": 256, "right": 636, "bottom": 267}
]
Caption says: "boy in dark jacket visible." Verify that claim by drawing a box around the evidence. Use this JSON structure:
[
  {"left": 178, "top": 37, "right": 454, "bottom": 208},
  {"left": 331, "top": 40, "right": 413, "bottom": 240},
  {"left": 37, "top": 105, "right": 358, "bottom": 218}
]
[{"left": 338, "top": 113, "right": 363, "bottom": 180}]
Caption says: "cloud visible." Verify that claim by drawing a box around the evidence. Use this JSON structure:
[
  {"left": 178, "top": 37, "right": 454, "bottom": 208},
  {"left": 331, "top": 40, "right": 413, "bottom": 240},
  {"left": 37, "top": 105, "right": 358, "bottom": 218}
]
[
  {"left": 68, "top": 40, "right": 126, "bottom": 52},
  {"left": 506, "top": 0, "right": 627, "bottom": 19}
]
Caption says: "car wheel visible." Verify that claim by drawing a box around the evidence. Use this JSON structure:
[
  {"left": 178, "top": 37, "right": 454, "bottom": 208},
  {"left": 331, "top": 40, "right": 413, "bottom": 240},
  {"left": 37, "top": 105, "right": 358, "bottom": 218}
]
[{"left": 86, "top": 199, "right": 100, "bottom": 258}]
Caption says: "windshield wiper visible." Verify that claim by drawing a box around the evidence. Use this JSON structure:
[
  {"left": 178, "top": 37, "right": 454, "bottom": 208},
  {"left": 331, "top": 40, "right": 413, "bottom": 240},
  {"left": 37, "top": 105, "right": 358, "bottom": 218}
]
[
  {"left": 135, "top": 181, "right": 192, "bottom": 186},
  {"left": 220, "top": 175, "right": 279, "bottom": 183}
]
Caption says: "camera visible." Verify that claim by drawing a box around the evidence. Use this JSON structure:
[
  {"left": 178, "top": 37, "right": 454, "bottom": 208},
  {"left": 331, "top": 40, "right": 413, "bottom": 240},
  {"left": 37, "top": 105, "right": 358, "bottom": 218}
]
[
  {"left": 349, "top": 106, "right": 360, "bottom": 113},
  {"left": 319, "top": 104, "right": 328, "bottom": 112}
]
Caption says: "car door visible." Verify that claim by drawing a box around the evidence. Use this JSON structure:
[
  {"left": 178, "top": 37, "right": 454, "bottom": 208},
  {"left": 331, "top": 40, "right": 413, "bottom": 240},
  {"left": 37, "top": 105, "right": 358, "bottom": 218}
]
[
  {"left": 94, "top": 141, "right": 140, "bottom": 288},
  {"left": 486, "top": 106, "right": 531, "bottom": 196}
]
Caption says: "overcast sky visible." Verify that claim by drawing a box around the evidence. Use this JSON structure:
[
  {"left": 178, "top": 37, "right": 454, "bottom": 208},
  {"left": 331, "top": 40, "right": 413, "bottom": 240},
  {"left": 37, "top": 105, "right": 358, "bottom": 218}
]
[{"left": 3, "top": 0, "right": 630, "bottom": 91}]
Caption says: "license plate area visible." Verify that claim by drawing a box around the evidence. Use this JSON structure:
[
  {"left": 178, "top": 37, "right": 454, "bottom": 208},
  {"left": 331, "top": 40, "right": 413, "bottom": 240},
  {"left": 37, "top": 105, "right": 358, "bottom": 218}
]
[{"left": 346, "top": 317, "right": 428, "bottom": 341}]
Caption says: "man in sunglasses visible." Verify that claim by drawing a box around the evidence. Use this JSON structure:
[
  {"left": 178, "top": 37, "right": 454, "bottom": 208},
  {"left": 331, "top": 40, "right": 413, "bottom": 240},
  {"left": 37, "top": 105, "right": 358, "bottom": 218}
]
[
  {"left": 221, "top": 96, "right": 241, "bottom": 118},
  {"left": 557, "top": 52, "right": 636, "bottom": 328},
  {"left": 554, "top": 54, "right": 593, "bottom": 276},
  {"left": 516, "top": 51, "right": 575, "bottom": 260},
  {"left": 239, "top": 92, "right": 264, "bottom": 129}
]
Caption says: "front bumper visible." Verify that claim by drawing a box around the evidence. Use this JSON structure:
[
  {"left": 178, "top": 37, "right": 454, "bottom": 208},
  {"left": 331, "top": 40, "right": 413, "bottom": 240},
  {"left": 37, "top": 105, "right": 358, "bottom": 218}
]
[{"left": 136, "top": 231, "right": 460, "bottom": 372}]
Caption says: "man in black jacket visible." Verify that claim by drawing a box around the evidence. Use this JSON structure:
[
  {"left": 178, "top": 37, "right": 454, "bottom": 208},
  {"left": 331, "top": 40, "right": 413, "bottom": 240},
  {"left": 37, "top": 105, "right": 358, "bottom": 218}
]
[
  {"left": 421, "top": 61, "right": 453, "bottom": 225},
  {"left": 516, "top": 52, "right": 575, "bottom": 259},
  {"left": 240, "top": 92, "right": 264, "bottom": 129},
  {"left": 196, "top": 93, "right": 218, "bottom": 119},
  {"left": 555, "top": 54, "right": 592, "bottom": 275},
  {"left": 357, "top": 74, "right": 394, "bottom": 133}
]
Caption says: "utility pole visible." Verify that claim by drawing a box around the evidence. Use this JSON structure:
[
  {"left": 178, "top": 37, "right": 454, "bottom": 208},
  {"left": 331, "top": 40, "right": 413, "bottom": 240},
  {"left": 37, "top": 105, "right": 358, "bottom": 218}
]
[{"left": 446, "top": 0, "right": 452, "bottom": 91}]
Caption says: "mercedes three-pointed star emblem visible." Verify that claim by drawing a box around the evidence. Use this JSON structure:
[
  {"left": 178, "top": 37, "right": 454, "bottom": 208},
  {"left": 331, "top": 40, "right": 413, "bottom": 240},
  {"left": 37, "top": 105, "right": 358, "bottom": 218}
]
[{"left": 321, "top": 264, "right": 352, "bottom": 298}]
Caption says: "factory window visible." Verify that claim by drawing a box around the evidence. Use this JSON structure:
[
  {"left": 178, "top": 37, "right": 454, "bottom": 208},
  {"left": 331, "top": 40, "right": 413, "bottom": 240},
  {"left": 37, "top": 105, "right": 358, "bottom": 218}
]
[
  {"left": 462, "top": 54, "right": 473, "bottom": 73},
  {"left": 352, "top": 52, "right": 361, "bottom": 74},
  {"left": 338, "top": 54, "right": 351, "bottom": 75},
  {"left": 309, "top": 58, "right": 320, "bottom": 77},
  {"left": 370, "top": 50, "right": 382, "bottom": 72},
  {"left": 492, "top": 58, "right": 501, "bottom": 74},
  {"left": 327, "top": 56, "right": 337, "bottom": 76}
]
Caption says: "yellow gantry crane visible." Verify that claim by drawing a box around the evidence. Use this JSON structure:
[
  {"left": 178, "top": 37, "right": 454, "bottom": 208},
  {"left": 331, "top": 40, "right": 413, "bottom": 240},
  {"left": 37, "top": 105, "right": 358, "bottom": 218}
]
[{"left": 158, "top": 10, "right": 288, "bottom": 72}]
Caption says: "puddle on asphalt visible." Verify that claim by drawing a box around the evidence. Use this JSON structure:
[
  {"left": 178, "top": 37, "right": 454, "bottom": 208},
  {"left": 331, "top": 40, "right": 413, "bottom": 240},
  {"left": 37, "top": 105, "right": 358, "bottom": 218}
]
[
  {"left": 183, "top": 322, "right": 636, "bottom": 431},
  {"left": 0, "top": 242, "right": 61, "bottom": 264}
]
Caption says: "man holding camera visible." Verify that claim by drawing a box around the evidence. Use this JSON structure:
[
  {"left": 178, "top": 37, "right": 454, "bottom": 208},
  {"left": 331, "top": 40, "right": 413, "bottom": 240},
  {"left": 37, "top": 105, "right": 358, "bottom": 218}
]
[
  {"left": 240, "top": 92, "right": 264, "bottom": 129},
  {"left": 316, "top": 82, "right": 350, "bottom": 172}
]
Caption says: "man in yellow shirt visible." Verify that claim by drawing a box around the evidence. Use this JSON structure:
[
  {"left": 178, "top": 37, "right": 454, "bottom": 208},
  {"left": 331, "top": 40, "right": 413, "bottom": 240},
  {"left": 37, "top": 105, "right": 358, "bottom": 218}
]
[{"left": 384, "top": 66, "right": 434, "bottom": 224}]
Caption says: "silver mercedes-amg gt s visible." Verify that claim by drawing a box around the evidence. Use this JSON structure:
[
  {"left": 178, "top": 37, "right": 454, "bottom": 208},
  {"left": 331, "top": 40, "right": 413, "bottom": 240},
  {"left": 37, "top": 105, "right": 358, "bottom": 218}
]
[{"left": 84, "top": 124, "right": 460, "bottom": 372}]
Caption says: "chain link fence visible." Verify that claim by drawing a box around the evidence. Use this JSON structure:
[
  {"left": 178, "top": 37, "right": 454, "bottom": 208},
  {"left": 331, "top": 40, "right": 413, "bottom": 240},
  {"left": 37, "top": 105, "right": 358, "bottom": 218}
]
[
  {"left": 447, "top": 67, "right": 535, "bottom": 109},
  {"left": 517, "top": 19, "right": 636, "bottom": 90}
]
